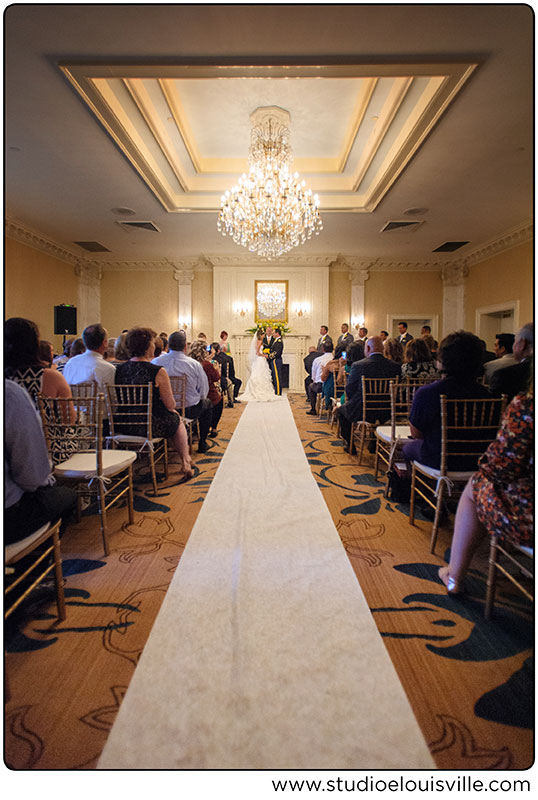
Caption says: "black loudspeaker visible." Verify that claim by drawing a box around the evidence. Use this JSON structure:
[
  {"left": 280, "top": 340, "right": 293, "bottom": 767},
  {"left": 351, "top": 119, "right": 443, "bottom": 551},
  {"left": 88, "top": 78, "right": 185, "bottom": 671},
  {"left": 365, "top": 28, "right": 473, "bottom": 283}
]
[{"left": 54, "top": 305, "right": 77, "bottom": 335}]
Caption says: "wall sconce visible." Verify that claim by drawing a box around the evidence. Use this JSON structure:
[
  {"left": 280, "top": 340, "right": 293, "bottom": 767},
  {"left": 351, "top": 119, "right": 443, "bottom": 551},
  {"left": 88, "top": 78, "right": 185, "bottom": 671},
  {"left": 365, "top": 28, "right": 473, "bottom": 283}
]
[
  {"left": 293, "top": 302, "right": 310, "bottom": 317},
  {"left": 233, "top": 302, "right": 251, "bottom": 317},
  {"left": 178, "top": 318, "right": 190, "bottom": 330},
  {"left": 351, "top": 316, "right": 365, "bottom": 330}
]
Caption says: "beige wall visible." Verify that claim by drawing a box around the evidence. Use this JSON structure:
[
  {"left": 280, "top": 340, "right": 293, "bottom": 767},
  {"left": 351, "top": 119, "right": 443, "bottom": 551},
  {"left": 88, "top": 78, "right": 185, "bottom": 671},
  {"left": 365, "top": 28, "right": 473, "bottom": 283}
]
[
  {"left": 328, "top": 269, "right": 351, "bottom": 338},
  {"left": 5, "top": 236, "right": 79, "bottom": 350},
  {"left": 465, "top": 241, "right": 533, "bottom": 331},
  {"left": 365, "top": 270, "right": 444, "bottom": 338},
  {"left": 192, "top": 270, "right": 214, "bottom": 340},
  {"left": 100, "top": 270, "right": 179, "bottom": 338}
]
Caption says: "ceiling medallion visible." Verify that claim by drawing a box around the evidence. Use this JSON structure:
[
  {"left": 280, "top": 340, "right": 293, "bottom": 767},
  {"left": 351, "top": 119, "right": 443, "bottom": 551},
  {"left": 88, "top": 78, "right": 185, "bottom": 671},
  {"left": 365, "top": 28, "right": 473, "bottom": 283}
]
[{"left": 217, "top": 106, "right": 322, "bottom": 260}]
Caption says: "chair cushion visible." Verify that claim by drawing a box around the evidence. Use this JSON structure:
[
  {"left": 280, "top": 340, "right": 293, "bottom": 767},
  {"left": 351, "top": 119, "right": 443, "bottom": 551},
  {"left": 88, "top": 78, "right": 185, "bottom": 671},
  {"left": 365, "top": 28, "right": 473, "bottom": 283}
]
[
  {"left": 376, "top": 425, "right": 410, "bottom": 443},
  {"left": 54, "top": 450, "right": 137, "bottom": 479},
  {"left": 5, "top": 522, "right": 51, "bottom": 562},
  {"left": 413, "top": 461, "right": 474, "bottom": 482}
]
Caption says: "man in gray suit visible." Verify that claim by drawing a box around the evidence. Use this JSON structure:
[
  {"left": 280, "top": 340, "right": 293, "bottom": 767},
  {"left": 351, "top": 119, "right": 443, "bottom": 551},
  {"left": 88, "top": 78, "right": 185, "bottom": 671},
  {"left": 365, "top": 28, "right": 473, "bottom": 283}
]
[
  {"left": 397, "top": 321, "right": 413, "bottom": 346},
  {"left": 336, "top": 336, "right": 401, "bottom": 451},
  {"left": 337, "top": 323, "right": 354, "bottom": 351}
]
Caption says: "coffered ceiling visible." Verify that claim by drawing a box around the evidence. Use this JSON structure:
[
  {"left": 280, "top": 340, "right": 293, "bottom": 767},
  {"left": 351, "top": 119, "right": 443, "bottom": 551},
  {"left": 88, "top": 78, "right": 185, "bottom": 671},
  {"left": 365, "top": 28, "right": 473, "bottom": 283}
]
[{"left": 4, "top": 4, "right": 534, "bottom": 267}]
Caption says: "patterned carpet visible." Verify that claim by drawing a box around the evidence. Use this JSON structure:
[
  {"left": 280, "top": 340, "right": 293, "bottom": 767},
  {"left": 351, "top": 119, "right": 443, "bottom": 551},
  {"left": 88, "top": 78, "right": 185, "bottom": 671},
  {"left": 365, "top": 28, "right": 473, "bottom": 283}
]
[
  {"left": 288, "top": 393, "right": 533, "bottom": 770},
  {"left": 4, "top": 394, "right": 533, "bottom": 769}
]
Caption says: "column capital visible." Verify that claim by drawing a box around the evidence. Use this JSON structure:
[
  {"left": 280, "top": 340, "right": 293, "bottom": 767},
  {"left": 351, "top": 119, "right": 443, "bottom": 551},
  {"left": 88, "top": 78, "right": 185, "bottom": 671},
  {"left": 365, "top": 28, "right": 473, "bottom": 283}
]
[
  {"left": 173, "top": 268, "right": 195, "bottom": 285},
  {"left": 74, "top": 261, "right": 102, "bottom": 284},
  {"left": 440, "top": 260, "right": 469, "bottom": 286},
  {"left": 348, "top": 267, "right": 371, "bottom": 286}
]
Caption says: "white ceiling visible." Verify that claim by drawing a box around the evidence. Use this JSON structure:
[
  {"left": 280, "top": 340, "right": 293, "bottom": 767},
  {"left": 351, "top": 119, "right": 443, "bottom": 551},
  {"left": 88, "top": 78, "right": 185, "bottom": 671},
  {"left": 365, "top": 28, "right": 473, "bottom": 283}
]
[{"left": 4, "top": 4, "right": 534, "bottom": 266}]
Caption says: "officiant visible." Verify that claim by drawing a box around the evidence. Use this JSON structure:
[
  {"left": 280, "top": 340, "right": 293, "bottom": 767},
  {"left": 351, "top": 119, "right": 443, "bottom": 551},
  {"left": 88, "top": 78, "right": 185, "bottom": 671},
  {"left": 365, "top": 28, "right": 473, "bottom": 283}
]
[{"left": 262, "top": 325, "right": 284, "bottom": 395}]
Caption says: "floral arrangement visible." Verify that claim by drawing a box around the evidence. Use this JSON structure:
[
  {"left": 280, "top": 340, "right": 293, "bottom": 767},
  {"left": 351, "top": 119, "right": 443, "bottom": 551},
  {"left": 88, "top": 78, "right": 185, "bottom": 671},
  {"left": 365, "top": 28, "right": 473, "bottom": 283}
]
[{"left": 245, "top": 321, "right": 291, "bottom": 335}]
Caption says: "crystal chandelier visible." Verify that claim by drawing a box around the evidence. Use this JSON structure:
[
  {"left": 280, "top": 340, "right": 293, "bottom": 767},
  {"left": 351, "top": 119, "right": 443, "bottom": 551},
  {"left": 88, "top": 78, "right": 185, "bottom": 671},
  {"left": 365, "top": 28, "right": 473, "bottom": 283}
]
[{"left": 217, "top": 106, "right": 323, "bottom": 260}]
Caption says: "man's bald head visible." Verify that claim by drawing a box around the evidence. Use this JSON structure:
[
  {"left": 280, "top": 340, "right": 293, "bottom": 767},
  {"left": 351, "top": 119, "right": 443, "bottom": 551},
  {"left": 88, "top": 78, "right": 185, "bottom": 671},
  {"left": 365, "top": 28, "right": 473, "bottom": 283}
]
[{"left": 365, "top": 336, "right": 384, "bottom": 356}]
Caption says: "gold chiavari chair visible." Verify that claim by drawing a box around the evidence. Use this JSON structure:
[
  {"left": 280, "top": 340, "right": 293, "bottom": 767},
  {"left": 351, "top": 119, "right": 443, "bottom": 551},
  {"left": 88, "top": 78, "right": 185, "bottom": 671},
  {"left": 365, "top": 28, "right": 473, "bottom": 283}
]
[
  {"left": 350, "top": 377, "right": 396, "bottom": 464},
  {"left": 485, "top": 537, "right": 533, "bottom": 620},
  {"left": 38, "top": 394, "right": 136, "bottom": 557},
  {"left": 409, "top": 395, "right": 507, "bottom": 554},
  {"left": 169, "top": 374, "right": 195, "bottom": 450},
  {"left": 105, "top": 383, "right": 168, "bottom": 497},
  {"left": 5, "top": 519, "right": 65, "bottom": 622}
]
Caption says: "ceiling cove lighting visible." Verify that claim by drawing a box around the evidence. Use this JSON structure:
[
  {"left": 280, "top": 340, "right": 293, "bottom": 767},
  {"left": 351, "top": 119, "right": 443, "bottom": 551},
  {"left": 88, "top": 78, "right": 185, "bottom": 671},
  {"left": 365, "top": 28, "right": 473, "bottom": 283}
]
[{"left": 217, "top": 106, "right": 322, "bottom": 260}]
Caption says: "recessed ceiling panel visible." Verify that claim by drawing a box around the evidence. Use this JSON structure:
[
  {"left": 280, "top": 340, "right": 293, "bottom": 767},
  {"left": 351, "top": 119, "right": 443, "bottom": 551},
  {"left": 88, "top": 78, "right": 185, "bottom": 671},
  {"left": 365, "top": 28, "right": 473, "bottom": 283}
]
[{"left": 60, "top": 61, "right": 477, "bottom": 213}]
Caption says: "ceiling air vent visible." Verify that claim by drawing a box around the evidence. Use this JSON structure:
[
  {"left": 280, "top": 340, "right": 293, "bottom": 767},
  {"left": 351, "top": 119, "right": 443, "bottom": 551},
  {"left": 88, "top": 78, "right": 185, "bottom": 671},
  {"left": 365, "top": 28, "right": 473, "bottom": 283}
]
[
  {"left": 116, "top": 220, "right": 161, "bottom": 233},
  {"left": 73, "top": 241, "right": 110, "bottom": 252},
  {"left": 380, "top": 220, "right": 424, "bottom": 233},
  {"left": 433, "top": 241, "right": 470, "bottom": 252}
]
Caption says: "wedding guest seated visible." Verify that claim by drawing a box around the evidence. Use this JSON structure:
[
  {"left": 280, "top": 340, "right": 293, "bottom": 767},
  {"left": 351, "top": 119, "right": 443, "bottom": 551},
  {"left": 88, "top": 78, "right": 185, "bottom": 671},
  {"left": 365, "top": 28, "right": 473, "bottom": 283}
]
[
  {"left": 53, "top": 338, "right": 74, "bottom": 369},
  {"left": 320, "top": 344, "right": 346, "bottom": 410},
  {"left": 383, "top": 337, "right": 404, "bottom": 364},
  {"left": 111, "top": 332, "right": 130, "bottom": 364},
  {"left": 153, "top": 335, "right": 164, "bottom": 359},
  {"left": 479, "top": 338, "right": 496, "bottom": 365},
  {"left": 5, "top": 317, "right": 73, "bottom": 408},
  {"left": 152, "top": 330, "right": 213, "bottom": 454},
  {"left": 402, "top": 330, "right": 491, "bottom": 469},
  {"left": 104, "top": 337, "right": 116, "bottom": 361},
  {"left": 303, "top": 346, "right": 319, "bottom": 399},
  {"left": 63, "top": 323, "right": 116, "bottom": 391},
  {"left": 489, "top": 323, "right": 533, "bottom": 401},
  {"left": 306, "top": 341, "right": 334, "bottom": 414},
  {"left": 190, "top": 341, "right": 224, "bottom": 438},
  {"left": 346, "top": 340, "right": 365, "bottom": 365},
  {"left": 421, "top": 334, "right": 438, "bottom": 360},
  {"left": 5, "top": 379, "right": 78, "bottom": 545},
  {"left": 439, "top": 387, "right": 533, "bottom": 594},
  {"left": 214, "top": 343, "right": 241, "bottom": 406},
  {"left": 159, "top": 332, "right": 169, "bottom": 353},
  {"left": 115, "top": 327, "right": 192, "bottom": 477},
  {"left": 69, "top": 338, "right": 86, "bottom": 358},
  {"left": 483, "top": 332, "right": 517, "bottom": 383},
  {"left": 39, "top": 340, "right": 55, "bottom": 368},
  {"left": 401, "top": 337, "right": 440, "bottom": 381},
  {"left": 336, "top": 336, "right": 401, "bottom": 449}
]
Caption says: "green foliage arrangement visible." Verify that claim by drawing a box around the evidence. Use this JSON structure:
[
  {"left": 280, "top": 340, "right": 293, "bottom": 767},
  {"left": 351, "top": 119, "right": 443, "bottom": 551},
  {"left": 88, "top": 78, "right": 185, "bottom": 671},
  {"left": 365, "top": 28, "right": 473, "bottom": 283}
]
[{"left": 245, "top": 321, "right": 291, "bottom": 335}]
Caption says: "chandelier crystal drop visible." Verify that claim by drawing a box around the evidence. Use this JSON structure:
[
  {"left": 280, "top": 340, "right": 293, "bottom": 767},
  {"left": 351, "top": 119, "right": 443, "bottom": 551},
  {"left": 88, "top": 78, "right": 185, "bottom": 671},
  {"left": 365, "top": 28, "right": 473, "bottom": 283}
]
[{"left": 217, "top": 107, "right": 323, "bottom": 260}]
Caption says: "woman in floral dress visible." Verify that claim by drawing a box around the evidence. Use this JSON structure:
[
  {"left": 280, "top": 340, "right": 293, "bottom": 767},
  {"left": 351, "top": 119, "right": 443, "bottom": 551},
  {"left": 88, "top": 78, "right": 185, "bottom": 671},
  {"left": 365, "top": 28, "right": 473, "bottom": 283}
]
[{"left": 439, "top": 389, "right": 533, "bottom": 593}]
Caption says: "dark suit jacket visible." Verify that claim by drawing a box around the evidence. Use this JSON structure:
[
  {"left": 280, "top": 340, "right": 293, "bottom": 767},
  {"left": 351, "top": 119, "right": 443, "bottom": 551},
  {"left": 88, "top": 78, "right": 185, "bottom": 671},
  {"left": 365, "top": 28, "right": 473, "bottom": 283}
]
[
  {"left": 398, "top": 332, "right": 413, "bottom": 346},
  {"left": 337, "top": 332, "right": 354, "bottom": 350},
  {"left": 304, "top": 351, "right": 319, "bottom": 376},
  {"left": 340, "top": 353, "right": 401, "bottom": 422},
  {"left": 263, "top": 335, "right": 283, "bottom": 361},
  {"left": 489, "top": 359, "right": 530, "bottom": 401}
]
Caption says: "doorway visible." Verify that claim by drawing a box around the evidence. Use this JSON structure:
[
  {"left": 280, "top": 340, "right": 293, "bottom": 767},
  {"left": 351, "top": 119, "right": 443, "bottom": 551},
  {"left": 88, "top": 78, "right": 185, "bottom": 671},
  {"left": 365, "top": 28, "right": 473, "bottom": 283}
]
[
  {"left": 475, "top": 302, "right": 519, "bottom": 350},
  {"left": 386, "top": 314, "right": 439, "bottom": 341}
]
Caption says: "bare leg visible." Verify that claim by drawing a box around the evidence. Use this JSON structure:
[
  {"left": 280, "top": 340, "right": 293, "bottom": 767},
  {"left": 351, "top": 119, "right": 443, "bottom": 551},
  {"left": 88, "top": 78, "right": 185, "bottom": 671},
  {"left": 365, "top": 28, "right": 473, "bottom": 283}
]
[
  {"left": 168, "top": 421, "right": 192, "bottom": 475},
  {"left": 439, "top": 478, "right": 487, "bottom": 590}
]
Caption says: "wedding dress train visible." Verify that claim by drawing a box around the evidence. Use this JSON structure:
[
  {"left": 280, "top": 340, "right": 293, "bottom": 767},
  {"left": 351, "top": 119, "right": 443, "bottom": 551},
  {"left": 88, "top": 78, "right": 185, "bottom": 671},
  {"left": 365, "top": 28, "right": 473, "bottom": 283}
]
[{"left": 241, "top": 335, "right": 283, "bottom": 402}]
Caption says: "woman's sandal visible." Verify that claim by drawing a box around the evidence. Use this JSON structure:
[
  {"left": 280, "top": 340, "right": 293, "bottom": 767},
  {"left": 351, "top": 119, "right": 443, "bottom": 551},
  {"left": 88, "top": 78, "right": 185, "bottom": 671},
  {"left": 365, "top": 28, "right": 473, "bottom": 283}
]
[{"left": 438, "top": 566, "right": 463, "bottom": 595}]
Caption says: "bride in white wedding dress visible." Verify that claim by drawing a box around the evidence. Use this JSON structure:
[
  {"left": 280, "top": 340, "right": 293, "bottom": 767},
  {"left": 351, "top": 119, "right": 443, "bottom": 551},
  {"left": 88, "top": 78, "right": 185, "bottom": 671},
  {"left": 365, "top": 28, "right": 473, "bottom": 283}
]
[{"left": 241, "top": 331, "right": 283, "bottom": 402}]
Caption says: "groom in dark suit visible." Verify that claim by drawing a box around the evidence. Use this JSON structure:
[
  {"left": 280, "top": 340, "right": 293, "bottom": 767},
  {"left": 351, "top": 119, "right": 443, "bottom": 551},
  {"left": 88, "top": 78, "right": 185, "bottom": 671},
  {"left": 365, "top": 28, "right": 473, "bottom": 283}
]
[{"left": 262, "top": 325, "right": 284, "bottom": 395}]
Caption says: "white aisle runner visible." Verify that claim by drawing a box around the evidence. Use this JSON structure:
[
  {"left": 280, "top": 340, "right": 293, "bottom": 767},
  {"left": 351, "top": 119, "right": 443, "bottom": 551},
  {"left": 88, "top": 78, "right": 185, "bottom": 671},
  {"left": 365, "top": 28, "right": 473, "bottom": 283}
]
[{"left": 99, "top": 399, "right": 433, "bottom": 769}]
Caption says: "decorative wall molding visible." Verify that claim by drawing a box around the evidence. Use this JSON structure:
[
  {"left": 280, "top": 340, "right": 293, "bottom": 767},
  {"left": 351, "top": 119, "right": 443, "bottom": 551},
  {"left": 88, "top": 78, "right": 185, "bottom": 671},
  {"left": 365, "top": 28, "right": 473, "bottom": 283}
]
[
  {"left": 5, "top": 218, "right": 85, "bottom": 267},
  {"left": 74, "top": 262, "right": 103, "bottom": 284},
  {"left": 6, "top": 218, "right": 533, "bottom": 275},
  {"left": 464, "top": 222, "right": 533, "bottom": 267}
]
